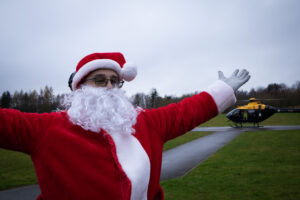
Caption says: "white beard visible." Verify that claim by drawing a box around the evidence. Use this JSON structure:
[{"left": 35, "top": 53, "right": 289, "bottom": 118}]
[{"left": 63, "top": 86, "right": 139, "bottom": 135}]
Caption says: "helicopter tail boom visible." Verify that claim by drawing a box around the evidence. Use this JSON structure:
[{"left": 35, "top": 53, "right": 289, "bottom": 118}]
[{"left": 276, "top": 108, "right": 300, "bottom": 113}]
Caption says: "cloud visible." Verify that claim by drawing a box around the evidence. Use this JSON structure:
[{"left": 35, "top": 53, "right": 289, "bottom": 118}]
[{"left": 0, "top": 0, "right": 299, "bottom": 97}]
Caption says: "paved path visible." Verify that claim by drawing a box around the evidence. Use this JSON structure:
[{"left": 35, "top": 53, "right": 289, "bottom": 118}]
[
  {"left": 160, "top": 128, "right": 244, "bottom": 180},
  {"left": 0, "top": 185, "right": 40, "bottom": 200},
  {"left": 1, "top": 125, "right": 300, "bottom": 199},
  {"left": 192, "top": 125, "right": 300, "bottom": 132}
]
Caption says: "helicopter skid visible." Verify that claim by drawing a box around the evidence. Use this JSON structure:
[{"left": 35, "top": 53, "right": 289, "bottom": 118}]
[{"left": 231, "top": 123, "right": 263, "bottom": 128}]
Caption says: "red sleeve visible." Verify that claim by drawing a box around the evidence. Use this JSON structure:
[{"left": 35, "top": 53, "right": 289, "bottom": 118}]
[
  {"left": 143, "top": 92, "right": 218, "bottom": 143},
  {"left": 0, "top": 108, "right": 54, "bottom": 154}
]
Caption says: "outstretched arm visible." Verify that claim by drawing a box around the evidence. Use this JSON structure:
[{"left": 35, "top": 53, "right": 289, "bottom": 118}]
[
  {"left": 0, "top": 108, "right": 53, "bottom": 154},
  {"left": 159, "top": 69, "right": 251, "bottom": 179},
  {"left": 144, "top": 69, "right": 250, "bottom": 142}
]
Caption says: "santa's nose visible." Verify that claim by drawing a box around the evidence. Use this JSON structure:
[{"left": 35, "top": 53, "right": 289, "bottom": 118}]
[{"left": 106, "top": 80, "right": 114, "bottom": 89}]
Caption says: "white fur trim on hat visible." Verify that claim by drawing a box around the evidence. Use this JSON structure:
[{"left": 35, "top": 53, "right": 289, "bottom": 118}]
[
  {"left": 121, "top": 63, "right": 137, "bottom": 82},
  {"left": 72, "top": 59, "right": 122, "bottom": 90}
]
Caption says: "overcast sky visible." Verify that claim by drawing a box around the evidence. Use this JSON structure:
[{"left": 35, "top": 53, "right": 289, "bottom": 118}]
[{"left": 0, "top": 0, "right": 299, "bottom": 97}]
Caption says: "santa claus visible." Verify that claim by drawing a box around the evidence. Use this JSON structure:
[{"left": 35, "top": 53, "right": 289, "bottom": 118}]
[{"left": 0, "top": 52, "right": 250, "bottom": 200}]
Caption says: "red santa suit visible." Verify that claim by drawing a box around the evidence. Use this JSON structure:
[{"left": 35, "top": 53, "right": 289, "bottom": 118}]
[{"left": 0, "top": 80, "right": 235, "bottom": 200}]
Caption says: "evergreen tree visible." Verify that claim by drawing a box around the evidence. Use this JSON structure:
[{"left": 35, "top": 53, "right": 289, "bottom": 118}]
[
  {"left": 1, "top": 91, "right": 12, "bottom": 108},
  {"left": 150, "top": 88, "right": 159, "bottom": 108}
]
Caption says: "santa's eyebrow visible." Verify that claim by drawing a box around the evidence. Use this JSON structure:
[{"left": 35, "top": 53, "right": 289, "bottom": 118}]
[
  {"left": 110, "top": 75, "right": 119, "bottom": 79},
  {"left": 92, "top": 74, "right": 106, "bottom": 78}
]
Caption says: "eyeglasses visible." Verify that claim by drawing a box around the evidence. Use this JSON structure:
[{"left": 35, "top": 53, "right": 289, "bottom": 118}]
[{"left": 84, "top": 75, "right": 124, "bottom": 88}]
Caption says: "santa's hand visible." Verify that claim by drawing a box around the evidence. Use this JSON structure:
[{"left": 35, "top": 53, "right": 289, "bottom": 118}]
[{"left": 218, "top": 69, "right": 250, "bottom": 92}]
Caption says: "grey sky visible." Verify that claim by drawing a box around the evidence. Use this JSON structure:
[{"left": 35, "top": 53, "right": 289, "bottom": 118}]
[{"left": 0, "top": 0, "right": 299, "bottom": 97}]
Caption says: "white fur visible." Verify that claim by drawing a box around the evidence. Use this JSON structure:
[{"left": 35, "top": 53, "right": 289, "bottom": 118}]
[
  {"left": 110, "top": 132, "right": 150, "bottom": 200},
  {"left": 64, "top": 86, "right": 138, "bottom": 135},
  {"left": 122, "top": 63, "right": 137, "bottom": 81},
  {"left": 205, "top": 80, "right": 236, "bottom": 113}
]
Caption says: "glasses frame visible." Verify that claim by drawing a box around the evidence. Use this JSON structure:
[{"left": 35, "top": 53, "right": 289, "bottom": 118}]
[{"left": 84, "top": 75, "right": 124, "bottom": 88}]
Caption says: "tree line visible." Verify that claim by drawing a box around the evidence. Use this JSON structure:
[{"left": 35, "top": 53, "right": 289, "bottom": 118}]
[
  {"left": 132, "top": 81, "right": 300, "bottom": 112},
  {"left": 1, "top": 81, "right": 300, "bottom": 113},
  {"left": 0, "top": 86, "right": 64, "bottom": 113},
  {"left": 233, "top": 81, "right": 300, "bottom": 110}
]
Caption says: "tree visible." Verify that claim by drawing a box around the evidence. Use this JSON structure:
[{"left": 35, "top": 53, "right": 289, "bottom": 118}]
[
  {"left": 150, "top": 88, "right": 159, "bottom": 108},
  {"left": 28, "top": 90, "right": 39, "bottom": 112},
  {"left": 1, "top": 91, "right": 12, "bottom": 108},
  {"left": 20, "top": 92, "right": 30, "bottom": 112},
  {"left": 132, "top": 93, "right": 147, "bottom": 108},
  {"left": 39, "top": 86, "right": 55, "bottom": 113},
  {"left": 11, "top": 91, "right": 22, "bottom": 109}
]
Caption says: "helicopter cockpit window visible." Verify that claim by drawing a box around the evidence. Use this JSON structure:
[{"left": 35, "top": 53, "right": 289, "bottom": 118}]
[{"left": 228, "top": 109, "right": 239, "bottom": 116}]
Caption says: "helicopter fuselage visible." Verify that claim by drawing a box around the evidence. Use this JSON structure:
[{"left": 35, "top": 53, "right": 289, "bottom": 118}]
[
  {"left": 226, "top": 106, "right": 276, "bottom": 123},
  {"left": 226, "top": 98, "right": 300, "bottom": 124}
]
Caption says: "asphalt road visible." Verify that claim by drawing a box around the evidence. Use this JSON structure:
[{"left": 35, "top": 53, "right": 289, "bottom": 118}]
[
  {"left": 1, "top": 125, "right": 300, "bottom": 199},
  {"left": 160, "top": 128, "right": 244, "bottom": 180},
  {"left": 0, "top": 185, "right": 40, "bottom": 200}
]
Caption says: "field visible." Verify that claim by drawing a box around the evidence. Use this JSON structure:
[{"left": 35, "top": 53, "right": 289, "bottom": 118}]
[
  {"left": 0, "top": 113, "right": 300, "bottom": 199},
  {"left": 162, "top": 130, "right": 300, "bottom": 200},
  {"left": 199, "top": 113, "right": 300, "bottom": 127},
  {"left": 0, "top": 150, "right": 37, "bottom": 190}
]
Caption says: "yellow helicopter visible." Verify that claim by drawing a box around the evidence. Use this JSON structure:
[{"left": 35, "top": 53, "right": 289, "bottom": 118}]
[{"left": 226, "top": 98, "right": 300, "bottom": 127}]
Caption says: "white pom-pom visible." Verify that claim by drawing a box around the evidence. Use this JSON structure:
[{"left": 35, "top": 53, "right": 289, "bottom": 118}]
[{"left": 121, "top": 63, "right": 137, "bottom": 81}]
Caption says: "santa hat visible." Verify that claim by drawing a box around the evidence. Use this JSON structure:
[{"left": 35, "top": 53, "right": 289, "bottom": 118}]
[{"left": 71, "top": 52, "right": 137, "bottom": 90}]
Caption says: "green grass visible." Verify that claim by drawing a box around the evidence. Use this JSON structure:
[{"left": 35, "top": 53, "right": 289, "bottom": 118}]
[
  {"left": 200, "top": 113, "right": 300, "bottom": 127},
  {"left": 0, "top": 150, "right": 37, "bottom": 190},
  {"left": 161, "top": 130, "right": 300, "bottom": 200},
  {"left": 199, "top": 114, "right": 229, "bottom": 127},
  {"left": 164, "top": 113, "right": 300, "bottom": 152},
  {"left": 261, "top": 113, "right": 300, "bottom": 125}
]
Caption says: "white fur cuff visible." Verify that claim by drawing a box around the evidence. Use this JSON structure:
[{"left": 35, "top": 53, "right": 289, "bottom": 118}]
[{"left": 205, "top": 80, "right": 236, "bottom": 113}]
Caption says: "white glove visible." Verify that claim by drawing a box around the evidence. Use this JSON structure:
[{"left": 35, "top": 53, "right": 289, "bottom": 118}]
[{"left": 218, "top": 69, "right": 250, "bottom": 92}]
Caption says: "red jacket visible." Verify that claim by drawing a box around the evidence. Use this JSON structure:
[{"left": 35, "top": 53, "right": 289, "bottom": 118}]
[{"left": 0, "top": 80, "right": 235, "bottom": 200}]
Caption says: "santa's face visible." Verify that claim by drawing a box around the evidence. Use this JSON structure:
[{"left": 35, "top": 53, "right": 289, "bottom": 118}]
[
  {"left": 81, "top": 69, "right": 123, "bottom": 89},
  {"left": 64, "top": 85, "right": 138, "bottom": 136}
]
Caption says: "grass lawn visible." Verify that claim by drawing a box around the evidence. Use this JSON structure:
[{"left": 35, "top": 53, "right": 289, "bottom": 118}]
[
  {"left": 0, "top": 150, "right": 37, "bottom": 190},
  {"left": 200, "top": 113, "right": 300, "bottom": 127},
  {"left": 161, "top": 130, "right": 300, "bottom": 200}
]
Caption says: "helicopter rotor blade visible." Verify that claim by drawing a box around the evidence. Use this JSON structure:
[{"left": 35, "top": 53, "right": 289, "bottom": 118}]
[
  {"left": 255, "top": 99, "right": 282, "bottom": 101},
  {"left": 237, "top": 98, "right": 282, "bottom": 102}
]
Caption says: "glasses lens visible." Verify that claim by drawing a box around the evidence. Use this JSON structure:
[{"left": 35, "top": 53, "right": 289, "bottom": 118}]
[
  {"left": 110, "top": 77, "right": 119, "bottom": 86},
  {"left": 94, "top": 75, "right": 107, "bottom": 86}
]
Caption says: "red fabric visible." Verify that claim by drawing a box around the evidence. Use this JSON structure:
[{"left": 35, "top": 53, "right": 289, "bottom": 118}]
[
  {"left": 0, "top": 91, "right": 217, "bottom": 200},
  {"left": 76, "top": 52, "right": 126, "bottom": 72}
]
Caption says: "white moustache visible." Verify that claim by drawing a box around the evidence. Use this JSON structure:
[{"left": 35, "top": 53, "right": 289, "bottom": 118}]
[{"left": 64, "top": 86, "right": 138, "bottom": 135}]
